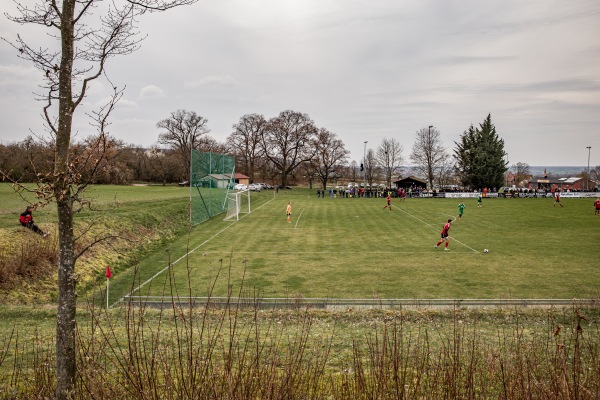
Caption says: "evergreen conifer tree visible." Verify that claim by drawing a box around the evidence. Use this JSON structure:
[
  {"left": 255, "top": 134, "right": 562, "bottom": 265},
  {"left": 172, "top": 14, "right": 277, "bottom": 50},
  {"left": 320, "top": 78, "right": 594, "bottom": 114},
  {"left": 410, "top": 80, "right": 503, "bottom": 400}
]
[{"left": 454, "top": 114, "right": 507, "bottom": 189}]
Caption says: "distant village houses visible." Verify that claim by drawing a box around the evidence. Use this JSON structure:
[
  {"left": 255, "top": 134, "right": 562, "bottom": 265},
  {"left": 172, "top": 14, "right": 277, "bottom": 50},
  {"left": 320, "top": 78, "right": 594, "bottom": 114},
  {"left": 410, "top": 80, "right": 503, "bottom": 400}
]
[{"left": 527, "top": 176, "right": 595, "bottom": 192}]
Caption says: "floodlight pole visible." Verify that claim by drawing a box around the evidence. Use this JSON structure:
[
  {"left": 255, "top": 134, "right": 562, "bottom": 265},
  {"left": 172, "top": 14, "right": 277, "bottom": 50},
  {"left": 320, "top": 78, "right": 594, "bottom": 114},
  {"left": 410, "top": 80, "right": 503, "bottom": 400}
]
[
  {"left": 504, "top": 152, "right": 509, "bottom": 187},
  {"left": 429, "top": 125, "right": 433, "bottom": 189},
  {"left": 586, "top": 146, "right": 591, "bottom": 191},
  {"left": 189, "top": 134, "right": 193, "bottom": 226},
  {"left": 363, "top": 141, "right": 368, "bottom": 194}
]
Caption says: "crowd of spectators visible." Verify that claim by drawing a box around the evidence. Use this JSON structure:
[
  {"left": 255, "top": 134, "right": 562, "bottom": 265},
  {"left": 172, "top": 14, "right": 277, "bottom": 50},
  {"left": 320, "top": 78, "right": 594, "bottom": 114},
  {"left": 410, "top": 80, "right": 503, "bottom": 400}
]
[
  {"left": 315, "top": 185, "right": 426, "bottom": 198},
  {"left": 314, "top": 184, "right": 597, "bottom": 199}
]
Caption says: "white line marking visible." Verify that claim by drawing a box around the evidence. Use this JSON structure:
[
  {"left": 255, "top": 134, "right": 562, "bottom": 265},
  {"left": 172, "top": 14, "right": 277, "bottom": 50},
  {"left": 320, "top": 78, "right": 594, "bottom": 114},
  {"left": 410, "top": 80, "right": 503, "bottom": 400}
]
[
  {"left": 294, "top": 208, "right": 304, "bottom": 229},
  {"left": 397, "top": 207, "right": 478, "bottom": 253},
  {"left": 115, "top": 197, "right": 276, "bottom": 305},
  {"left": 190, "top": 250, "right": 481, "bottom": 255}
]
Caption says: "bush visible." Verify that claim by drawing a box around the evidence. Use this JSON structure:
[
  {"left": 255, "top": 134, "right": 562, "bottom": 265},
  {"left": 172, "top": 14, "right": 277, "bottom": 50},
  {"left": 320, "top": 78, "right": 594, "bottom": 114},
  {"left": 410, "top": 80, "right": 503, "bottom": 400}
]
[{"left": 0, "top": 230, "right": 57, "bottom": 291}]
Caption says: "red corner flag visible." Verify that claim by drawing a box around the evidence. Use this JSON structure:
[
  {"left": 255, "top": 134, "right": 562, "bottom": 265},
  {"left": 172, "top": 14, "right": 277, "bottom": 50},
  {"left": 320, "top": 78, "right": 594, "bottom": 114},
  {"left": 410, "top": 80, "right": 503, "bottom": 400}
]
[{"left": 105, "top": 265, "right": 113, "bottom": 279}]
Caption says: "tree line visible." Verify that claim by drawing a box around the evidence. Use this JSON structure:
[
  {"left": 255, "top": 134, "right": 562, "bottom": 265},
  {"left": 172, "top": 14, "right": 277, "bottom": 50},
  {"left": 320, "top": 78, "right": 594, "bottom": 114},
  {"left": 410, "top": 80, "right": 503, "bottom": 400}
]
[{"left": 2, "top": 110, "right": 513, "bottom": 191}]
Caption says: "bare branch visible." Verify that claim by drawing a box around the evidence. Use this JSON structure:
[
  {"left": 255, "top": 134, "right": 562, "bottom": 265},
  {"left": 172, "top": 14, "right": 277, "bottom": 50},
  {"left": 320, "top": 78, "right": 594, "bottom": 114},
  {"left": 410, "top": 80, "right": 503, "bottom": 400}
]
[
  {"left": 8, "top": 179, "right": 54, "bottom": 209},
  {"left": 43, "top": 89, "right": 59, "bottom": 136},
  {"left": 5, "top": 0, "right": 61, "bottom": 27},
  {"left": 75, "top": 4, "right": 145, "bottom": 108},
  {"left": 73, "top": 0, "right": 95, "bottom": 24},
  {"left": 70, "top": 84, "right": 124, "bottom": 198},
  {"left": 126, "top": 0, "right": 197, "bottom": 12},
  {"left": 75, "top": 233, "right": 136, "bottom": 261},
  {"left": 2, "top": 34, "right": 61, "bottom": 83}
]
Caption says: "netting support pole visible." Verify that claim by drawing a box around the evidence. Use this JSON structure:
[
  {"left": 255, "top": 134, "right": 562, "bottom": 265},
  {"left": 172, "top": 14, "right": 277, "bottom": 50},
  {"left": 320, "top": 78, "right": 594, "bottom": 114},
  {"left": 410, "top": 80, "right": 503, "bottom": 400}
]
[
  {"left": 247, "top": 186, "right": 251, "bottom": 214},
  {"left": 236, "top": 192, "right": 240, "bottom": 221},
  {"left": 189, "top": 144, "right": 193, "bottom": 226}
]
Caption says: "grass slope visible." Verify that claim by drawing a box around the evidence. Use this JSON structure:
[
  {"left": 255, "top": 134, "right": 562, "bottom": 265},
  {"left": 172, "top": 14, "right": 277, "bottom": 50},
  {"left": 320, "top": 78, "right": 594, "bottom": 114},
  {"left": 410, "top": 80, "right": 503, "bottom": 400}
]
[{"left": 0, "top": 183, "right": 191, "bottom": 303}]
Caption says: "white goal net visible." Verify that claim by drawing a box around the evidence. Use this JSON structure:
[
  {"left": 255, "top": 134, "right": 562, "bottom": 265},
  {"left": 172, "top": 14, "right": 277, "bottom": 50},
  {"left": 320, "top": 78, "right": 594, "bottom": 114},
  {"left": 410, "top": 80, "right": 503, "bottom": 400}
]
[{"left": 223, "top": 190, "right": 251, "bottom": 221}]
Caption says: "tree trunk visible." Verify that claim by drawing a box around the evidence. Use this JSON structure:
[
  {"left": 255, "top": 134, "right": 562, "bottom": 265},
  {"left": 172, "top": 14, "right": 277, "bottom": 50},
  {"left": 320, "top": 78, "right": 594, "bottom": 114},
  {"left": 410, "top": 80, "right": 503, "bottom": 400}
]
[
  {"left": 55, "top": 199, "right": 77, "bottom": 399},
  {"left": 428, "top": 164, "right": 434, "bottom": 189},
  {"left": 281, "top": 171, "right": 288, "bottom": 188},
  {"left": 55, "top": 0, "right": 77, "bottom": 398}
]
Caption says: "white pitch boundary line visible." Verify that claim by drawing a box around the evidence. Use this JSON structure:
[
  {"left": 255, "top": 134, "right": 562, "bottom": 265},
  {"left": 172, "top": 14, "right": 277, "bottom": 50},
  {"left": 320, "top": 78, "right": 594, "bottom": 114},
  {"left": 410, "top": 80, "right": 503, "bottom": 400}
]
[
  {"left": 294, "top": 208, "right": 305, "bottom": 229},
  {"left": 189, "top": 250, "right": 480, "bottom": 255},
  {"left": 115, "top": 197, "right": 276, "bottom": 306},
  {"left": 396, "top": 207, "right": 479, "bottom": 253}
]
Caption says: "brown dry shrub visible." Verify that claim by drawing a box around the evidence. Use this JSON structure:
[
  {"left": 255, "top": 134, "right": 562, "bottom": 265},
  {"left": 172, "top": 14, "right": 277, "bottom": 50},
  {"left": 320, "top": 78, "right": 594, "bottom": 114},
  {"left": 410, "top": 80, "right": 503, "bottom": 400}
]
[{"left": 0, "top": 228, "right": 57, "bottom": 290}]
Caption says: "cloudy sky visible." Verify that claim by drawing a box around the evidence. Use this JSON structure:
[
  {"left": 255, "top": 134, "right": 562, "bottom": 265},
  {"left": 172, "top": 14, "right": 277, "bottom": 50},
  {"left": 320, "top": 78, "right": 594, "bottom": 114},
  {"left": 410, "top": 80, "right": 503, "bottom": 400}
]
[{"left": 1, "top": 0, "right": 599, "bottom": 167}]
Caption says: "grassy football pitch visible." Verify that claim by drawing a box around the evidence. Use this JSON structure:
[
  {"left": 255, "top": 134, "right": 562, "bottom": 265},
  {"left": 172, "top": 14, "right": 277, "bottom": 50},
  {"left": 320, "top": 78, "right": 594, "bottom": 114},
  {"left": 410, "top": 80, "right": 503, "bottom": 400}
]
[{"left": 119, "top": 189, "right": 600, "bottom": 301}]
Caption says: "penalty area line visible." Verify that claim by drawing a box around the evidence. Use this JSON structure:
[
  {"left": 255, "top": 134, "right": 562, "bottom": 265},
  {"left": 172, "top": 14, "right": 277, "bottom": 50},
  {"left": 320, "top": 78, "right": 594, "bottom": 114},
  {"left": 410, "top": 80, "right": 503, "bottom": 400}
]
[
  {"left": 294, "top": 208, "right": 305, "bottom": 229},
  {"left": 113, "top": 197, "right": 276, "bottom": 307}
]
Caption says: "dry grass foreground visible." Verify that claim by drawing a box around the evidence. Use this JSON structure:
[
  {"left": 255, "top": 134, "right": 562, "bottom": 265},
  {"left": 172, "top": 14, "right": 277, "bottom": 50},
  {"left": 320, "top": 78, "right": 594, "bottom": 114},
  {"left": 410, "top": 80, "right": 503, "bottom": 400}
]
[{"left": 0, "top": 298, "right": 599, "bottom": 399}]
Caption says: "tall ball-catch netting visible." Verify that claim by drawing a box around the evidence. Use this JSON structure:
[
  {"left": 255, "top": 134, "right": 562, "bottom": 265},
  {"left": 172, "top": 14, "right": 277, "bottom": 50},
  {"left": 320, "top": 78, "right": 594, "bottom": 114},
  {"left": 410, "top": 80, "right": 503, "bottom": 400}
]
[{"left": 190, "top": 151, "right": 236, "bottom": 225}]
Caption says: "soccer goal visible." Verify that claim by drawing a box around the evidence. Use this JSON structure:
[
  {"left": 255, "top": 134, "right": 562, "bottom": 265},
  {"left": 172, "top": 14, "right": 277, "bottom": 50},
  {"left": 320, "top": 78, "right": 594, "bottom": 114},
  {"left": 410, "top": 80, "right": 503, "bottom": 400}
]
[{"left": 223, "top": 189, "right": 251, "bottom": 221}]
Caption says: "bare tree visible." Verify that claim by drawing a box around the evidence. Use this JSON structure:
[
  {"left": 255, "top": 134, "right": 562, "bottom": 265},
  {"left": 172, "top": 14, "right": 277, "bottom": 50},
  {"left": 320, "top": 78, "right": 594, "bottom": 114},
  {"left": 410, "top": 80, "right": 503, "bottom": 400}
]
[
  {"left": 0, "top": 136, "right": 54, "bottom": 181},
  {"left": 376, "top": 138, "right": 403, "bottom": 187},
  {"left": 3, "top": 0, "right": 195, "bottom": 397},
  {"left": 120, "top": 145, "right": 145, "bottom": 181},
  {"left": 261, "top": 158, "right": 280, "bottom": 187},
  {"left": 365, "top": 148, "right": 377, "bottom": 188},
  {"left": 70, "top": 134, "right": 133, "bottom": 184},
  {"left": 157, "top": 109, "right": 210, "bottom": 181},
  {"left": 512, "top": 162, "right": 532, "bottom": 187},
  {"left": 260, "top": 110, "right": 318, "bottom": 188},
  {"left": 436, "top": 154, "right": 455, "bottom": 188},
  {"left": 349, "top": 160, "right": 359, "bottom": 184},
  {"left": 298, "top": 159, "right": 319, "bottom": 189},
  {"left": 228, "top": 114, "right": 267, "bottom": 182},
  {"left": 411, "top": 126, "right": 447, "bottom": 189},
  {"left": 314, "top": 128, "right": 349, "bottom": 190},
  {"left": 146, "top": 146, "right": 170, "bottom": 185},
  {"left": 199, "top": 135, "right": 226, "bottom": 154}
]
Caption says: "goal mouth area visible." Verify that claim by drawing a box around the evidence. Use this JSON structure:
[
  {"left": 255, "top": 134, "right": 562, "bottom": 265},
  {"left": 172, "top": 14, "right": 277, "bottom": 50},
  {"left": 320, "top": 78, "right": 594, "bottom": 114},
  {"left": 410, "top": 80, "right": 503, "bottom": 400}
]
[{"left": 223, "top": 189, "right": 251, "bottom": 221}]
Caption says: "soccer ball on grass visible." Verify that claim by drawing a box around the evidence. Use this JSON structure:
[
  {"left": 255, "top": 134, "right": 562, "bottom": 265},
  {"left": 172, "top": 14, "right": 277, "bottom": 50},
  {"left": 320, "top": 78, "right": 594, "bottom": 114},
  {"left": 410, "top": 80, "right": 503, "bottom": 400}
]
[{"left": 483, "top": 249, "right": 489, "bottom": 253}]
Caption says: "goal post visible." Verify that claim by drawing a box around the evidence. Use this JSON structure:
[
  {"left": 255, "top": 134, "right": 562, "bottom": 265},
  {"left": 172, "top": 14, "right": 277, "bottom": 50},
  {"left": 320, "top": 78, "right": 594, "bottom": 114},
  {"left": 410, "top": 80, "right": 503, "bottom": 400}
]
[{"left": 223, "top": 189, "right": 251, "bottom": 221}]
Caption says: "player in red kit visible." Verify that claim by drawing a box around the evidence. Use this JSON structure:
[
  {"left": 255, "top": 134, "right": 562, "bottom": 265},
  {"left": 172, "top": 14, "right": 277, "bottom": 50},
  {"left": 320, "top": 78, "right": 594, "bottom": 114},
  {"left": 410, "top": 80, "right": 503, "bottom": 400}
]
[
  {"left": 553, "top": 190, "right": 564, "bottom": 207},
  {"left": 383, "top": 194, "right": 392, "bottom": 210},
  {"left": 434, "top": 219, "right": 452, "bottom": 251},
  {"left": 594, "top": 198, "right": 600, "bottom": 215}
]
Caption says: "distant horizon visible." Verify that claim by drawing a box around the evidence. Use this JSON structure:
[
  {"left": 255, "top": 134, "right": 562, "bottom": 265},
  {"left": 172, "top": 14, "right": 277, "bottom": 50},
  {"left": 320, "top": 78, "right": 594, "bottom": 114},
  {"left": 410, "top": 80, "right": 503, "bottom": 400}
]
[{"left": 401, "top": 165, "right": 590, "bottom": 169}]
